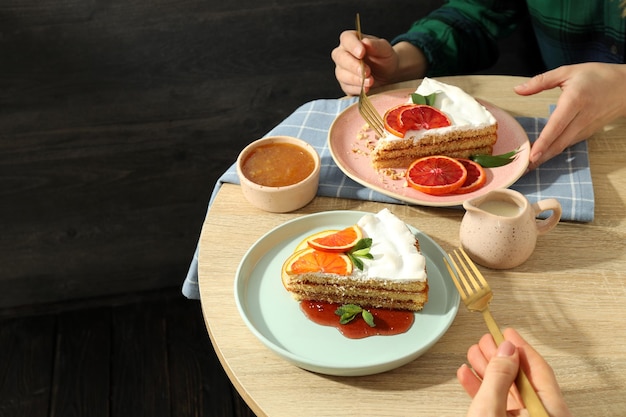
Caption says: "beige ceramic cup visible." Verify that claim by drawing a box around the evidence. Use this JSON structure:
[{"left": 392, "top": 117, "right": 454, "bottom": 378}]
[
  {"left": 459, "top": 189, "right": 562, "bottom": 269},
  {"left": 236, "top": 136, "right": 320, "bottom": 213}
]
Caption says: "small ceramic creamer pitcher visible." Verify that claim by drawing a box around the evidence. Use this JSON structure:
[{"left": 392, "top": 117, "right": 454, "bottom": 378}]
[{"left": 459, "top": 189, "right": 562, "bottom": 269}]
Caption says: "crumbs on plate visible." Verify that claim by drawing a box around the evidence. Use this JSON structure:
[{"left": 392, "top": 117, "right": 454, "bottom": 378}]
[
  {"left": 352, "top": 124, "right": 378, "bottom": 155},
  {"left": 381, "top": 168, "right": 404, "bottom": 181},
  {"left": 352, "top": 124, "right": 407, "bottom": 187}
]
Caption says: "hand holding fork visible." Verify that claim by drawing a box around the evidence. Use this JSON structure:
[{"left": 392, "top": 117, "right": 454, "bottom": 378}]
[{"left": 446, "top": 248, "right": 572, "bottom": 416}]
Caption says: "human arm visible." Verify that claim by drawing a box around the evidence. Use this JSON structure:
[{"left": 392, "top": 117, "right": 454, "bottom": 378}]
[
  {"left": 331, "top": 0, "right": 524, "bottom": 95},
  {"left": 331, "top": 31, "right": 427, "bottom": 96},
  {"left": 457, "top": 328, "right": 572, "bottom": 417},
  {"left": 391, "top": 0, "right": 523, "bottom": 77},
  {"left": 514, "top": 62, "right": 626, "bottom": 170}
]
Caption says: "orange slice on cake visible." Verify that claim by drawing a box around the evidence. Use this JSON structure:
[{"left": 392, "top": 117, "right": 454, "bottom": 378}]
[
  {"left": 399, "top": 105, "right": 451, "bottom": 131},
  {"left": 406, "top": 155, "right": 467, "bottom": 195},
  {"left": 307, "top": 225, "right": 362, "bottom": 253},
  {"left": 383, "top": 104, "right": 451, "bottom": 138},
  {"left": 294, "top": 229, "right": 338, "bottom": 252},
  {"left": 383, "top": 104, "right": 416, "bottom": 138},
  {"left": 284, "top": 248, "right": 353, "bottom": 276}
]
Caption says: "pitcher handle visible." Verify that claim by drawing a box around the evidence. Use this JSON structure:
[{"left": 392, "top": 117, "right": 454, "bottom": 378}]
[{"left": 532, "top": 198, "right": 562, "bottom": 235}]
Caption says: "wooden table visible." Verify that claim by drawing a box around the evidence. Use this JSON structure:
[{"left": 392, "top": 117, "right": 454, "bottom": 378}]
[{"left": 198, "top": 76, "right": 626, "bottom": 416}]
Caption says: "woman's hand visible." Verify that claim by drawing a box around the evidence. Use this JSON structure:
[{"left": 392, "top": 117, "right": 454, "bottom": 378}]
[
  {"left": 457, "top": 328, "right": 573, "bottom": 417},
  {"left": 331, "top": 31, "right": 427, "bottom": 96},
  {"left": 515, "top": 63, "right": 626, "bottom": 170}
]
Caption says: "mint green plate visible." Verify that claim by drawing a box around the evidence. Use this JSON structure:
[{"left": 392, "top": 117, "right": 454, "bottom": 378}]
[{"left": 234, "top": 210, "right": 459, "bottom": 376}]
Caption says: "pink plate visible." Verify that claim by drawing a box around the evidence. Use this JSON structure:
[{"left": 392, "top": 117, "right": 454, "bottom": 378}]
[{"left": 328, "top": 88, "right": 530, "bottom": 207}]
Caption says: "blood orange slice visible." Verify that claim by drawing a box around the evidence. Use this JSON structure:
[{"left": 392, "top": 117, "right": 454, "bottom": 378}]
[
  {"left": 406, "top": 155, "right": 467, "bottom": 195},
  {"left": 383, "top": 104, "right": 415, "bottom": 138},
  {"left": 307, "top": 225, "right": 362, "bottom": 253},
  {"left": 455, "top": 158, "right": 487, "bottom": 194},
  {"left": 399, "top": 105, "right": 451, "bottom": 131},
  {"left": 284, "top": 248, "right": 353, "bottom": 276},
  {"left": 294, "top": 229, "right": 338, "bottom": 252}
]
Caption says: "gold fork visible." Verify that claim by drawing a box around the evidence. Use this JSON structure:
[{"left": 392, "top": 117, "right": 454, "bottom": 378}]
[
  {"left": 355, "top": 14, "right": 385, "bottom": 137},
  {"left": 444, "top": 248, "right": 549, "bottom": 417}
]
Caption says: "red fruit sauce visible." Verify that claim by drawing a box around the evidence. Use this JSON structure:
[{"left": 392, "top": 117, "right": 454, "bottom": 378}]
[{"left": 300, "top": 300, "right": 414, "bottom": 339}]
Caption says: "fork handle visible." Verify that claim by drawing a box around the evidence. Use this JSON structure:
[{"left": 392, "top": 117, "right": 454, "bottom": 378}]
[{"left": 482, "top": 309, "right": 550, "bottom": 417}]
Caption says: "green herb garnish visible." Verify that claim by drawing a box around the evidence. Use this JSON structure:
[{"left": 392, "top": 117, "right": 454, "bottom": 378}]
[
  {"left": 471, "top": 148, "right": 520, "bottom": 168},
  {"left": 347, "top": 238, "right": 373, "bottom": 271},
  {"left": 335, "top": 304, "right": 376, "bottom": 327},
  {"left": 411, "top": 92, "right": 438, "bottom": 106}
]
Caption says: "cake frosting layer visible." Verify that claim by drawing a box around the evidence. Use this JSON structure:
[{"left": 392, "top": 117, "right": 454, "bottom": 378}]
[
  {"left": 416, "top": 77, "right": 496, "bottom": 127},
  {"left": 355, "top": 209, "right": 426, "bottom": 282}
]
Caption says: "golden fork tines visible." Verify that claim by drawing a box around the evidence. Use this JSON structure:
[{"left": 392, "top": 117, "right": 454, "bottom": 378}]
[
  {"left": 444, "top": 248, "right": 550, "bottom": 417},
  {"left": 355, "top": 13, "right": 384, "bottom": 137}
]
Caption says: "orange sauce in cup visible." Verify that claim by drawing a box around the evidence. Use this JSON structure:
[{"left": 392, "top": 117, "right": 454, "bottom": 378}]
[{"left": 241, "top": 142, "right": 315, "bottom": 187}]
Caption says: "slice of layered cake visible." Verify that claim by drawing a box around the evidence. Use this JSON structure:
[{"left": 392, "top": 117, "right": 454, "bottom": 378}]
[
  {"left": 281, "top": 209, "right": 428, "bottom": 311},
  {"left": 371, "top": 77, "right": 498, "bottom": 170}
]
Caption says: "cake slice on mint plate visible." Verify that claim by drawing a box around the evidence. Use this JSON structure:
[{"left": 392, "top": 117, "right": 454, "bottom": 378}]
[{"left": 281, "top": 209, "right": 428, "bottom": 312}]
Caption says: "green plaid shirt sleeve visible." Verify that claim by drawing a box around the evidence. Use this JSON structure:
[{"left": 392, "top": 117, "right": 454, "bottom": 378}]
[
  {"left": 527, "top": 0, "right": 626, "bottom": 69},
  {"left": 392, "top": 0, "right": 626, "bottom": 76}
]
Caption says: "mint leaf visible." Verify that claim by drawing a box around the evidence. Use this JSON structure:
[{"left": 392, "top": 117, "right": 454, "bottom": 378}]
[
  {"left": 335, "top": 304, "right": 362, "bottom": 324},
  {"left": 471, "top": 148, "right": 520, "bottom": 168},
  {"left": 361, "top": 309, "right": 376, "bottom": 327},
  {"left": 348, "top": 254, "right": 364, "bottom": 271},
  {"left": 351, "top": 249, "right": 373, "bottom": 258},
  {"left": 411, "top": 92, "right": 438, "bottom": 106},
  {"left": 347, "top": 238, "right": 373, "bottom": 271},
  {"left": 335, "top": 304, "right": 362, "bottom": 315},
  {"left": 334, "top": 304, "right": 376, "bottom": 327},
  {"left": 351, "top": 238, "right": 372, "bottom": 251},
  {"left": 339, "top": 313, "right": 356, "bottom": 324}
]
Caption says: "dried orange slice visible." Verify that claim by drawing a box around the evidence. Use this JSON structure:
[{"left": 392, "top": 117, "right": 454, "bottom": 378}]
[
  {"left": 307, "top": 225, "right": 362, "bottom": 253},
  {"left": 284, "top": 248, "right": 353, "bottom": 276},
  {"left": 455, "top": 158, "right": 487, "bottom": 194},
  {"left": 399, "top": 105, "right": 451, "bottom": 131},
  {"left": 406, "top": 155, "right": 467, "bottom": 195},
  {"left": 383, "top": 104, "right": 415, "bottom": 138}
]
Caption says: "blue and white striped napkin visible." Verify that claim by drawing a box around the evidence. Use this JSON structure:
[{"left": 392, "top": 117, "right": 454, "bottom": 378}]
[{"left": 182, "top": 98, "right": 594, "bottom": 299}]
